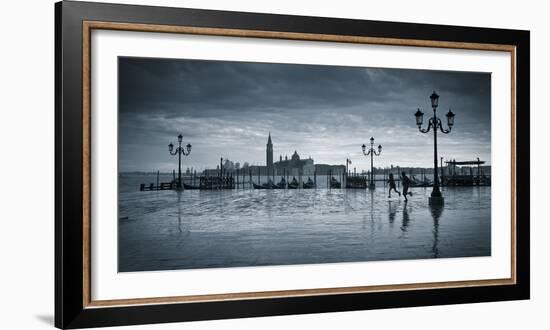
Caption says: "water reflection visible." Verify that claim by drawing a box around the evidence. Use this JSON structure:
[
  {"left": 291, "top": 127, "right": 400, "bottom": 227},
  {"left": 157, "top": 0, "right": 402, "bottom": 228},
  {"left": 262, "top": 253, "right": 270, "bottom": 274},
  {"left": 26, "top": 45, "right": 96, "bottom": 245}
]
[
  {"left": 119, "top": 182, "right": 491, "bottom": 271},
  {"left": 429, "top": 204, "right": 444, "bottom": 258},
  {"left": 176, "top": 191, "right": 191, "bottom": 242},
  {"left": 177, "top": 191, "right": 182, "bottom": 233},
  {"left": 475, "top": 186, "right": 482, "bottom": 208},
  {"left": 401, "top": 201, "right": 410, "bottom": 233},
  {"left": 388, "top": 201, "right": 396, "bottom": 228},
  {"left": 368, "top": 190, "right": 375, "bottom": 235}
]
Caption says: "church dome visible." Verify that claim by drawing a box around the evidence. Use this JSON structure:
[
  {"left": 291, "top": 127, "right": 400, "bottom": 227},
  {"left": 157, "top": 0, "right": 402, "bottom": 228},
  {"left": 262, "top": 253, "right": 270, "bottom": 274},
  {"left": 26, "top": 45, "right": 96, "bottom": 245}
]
[{"left": 291, "top": 150, "right": 300, "bottom": 161}]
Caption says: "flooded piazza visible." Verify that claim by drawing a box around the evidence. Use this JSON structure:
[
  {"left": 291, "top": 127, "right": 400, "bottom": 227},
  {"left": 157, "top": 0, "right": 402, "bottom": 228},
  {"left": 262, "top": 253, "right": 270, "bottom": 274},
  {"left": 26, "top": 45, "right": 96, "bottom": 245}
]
[{"left": 119, "top": 174, "right": 490, "bottom": 272}]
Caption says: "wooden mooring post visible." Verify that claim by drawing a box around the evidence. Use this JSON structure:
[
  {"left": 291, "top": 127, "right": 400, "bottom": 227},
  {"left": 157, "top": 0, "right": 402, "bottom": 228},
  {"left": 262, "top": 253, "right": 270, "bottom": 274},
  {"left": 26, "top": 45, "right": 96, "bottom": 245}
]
[{"left": 314, "top": 169, "right": 317, "bottom": 187}]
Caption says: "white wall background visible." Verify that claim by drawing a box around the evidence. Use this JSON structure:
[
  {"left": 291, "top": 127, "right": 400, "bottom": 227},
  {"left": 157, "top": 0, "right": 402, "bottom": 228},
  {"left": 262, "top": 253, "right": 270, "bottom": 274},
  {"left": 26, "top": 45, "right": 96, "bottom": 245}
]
[{"left": 0, "top": 0, "right": 545, "bottom": 329}]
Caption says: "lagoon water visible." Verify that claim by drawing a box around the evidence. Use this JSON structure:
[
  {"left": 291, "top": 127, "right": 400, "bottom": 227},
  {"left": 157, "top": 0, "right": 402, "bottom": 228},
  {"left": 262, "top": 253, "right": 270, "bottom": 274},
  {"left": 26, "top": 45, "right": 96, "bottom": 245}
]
[{"left": 118, "top": 174, "right": 491, "bottom": 272}]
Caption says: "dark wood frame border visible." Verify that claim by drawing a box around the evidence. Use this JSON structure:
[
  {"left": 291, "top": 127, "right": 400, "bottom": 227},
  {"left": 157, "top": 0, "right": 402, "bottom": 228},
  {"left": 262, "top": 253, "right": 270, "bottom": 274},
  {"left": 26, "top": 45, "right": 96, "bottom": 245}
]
[
  {"left": 81, "top": 21, "right": 518, "bottom": 307},
  {"left": 56, "top": 1, "right": 530, "bottom": 328}
]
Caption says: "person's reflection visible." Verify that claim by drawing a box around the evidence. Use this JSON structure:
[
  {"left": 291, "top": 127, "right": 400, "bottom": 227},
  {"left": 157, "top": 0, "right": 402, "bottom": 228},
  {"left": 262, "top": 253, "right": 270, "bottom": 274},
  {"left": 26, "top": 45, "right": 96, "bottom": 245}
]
[
  {"left": 388, "top": 201, "right": 396, "bottom": 227},
  {"left": 429, "top": 204, "right": 444, "bottom": 258},
  {"left": 400, "top": 201, "right": 410, "bottom": 232}
]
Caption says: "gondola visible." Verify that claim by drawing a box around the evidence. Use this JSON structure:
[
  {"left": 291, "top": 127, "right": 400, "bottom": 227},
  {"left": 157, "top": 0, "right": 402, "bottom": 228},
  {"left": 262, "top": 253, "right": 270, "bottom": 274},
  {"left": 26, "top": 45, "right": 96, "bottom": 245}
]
[
  {"left": 409, "top": 175, "right": 433, "bottom": 187},
  {"left": 274, "top": 178, "right": 287, "bottom": 189},
  {"left": 287, "top": 177, "right": 300, "bottom": 189},
  {"left": 183, "top": 182, "right": 201, "bottom": 190},
  {"left": 330, "top": 176, "right": 341, "bottom": 188},
  {"left": 303, "top": 177, "right": 316, "bottom": 189},
  {"left": 253, "top": 178, "right": 286, "bottom": 189},
  {"left": 253, "top": 182, "right": 272, "bottom": 189}
]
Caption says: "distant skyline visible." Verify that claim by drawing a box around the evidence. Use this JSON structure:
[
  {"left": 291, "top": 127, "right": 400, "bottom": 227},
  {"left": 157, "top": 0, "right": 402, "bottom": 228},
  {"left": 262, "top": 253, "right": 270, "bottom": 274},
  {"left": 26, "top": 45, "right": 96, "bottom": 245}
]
[{"left": 119, "top": 57, "right": 491, "bottom": 172}]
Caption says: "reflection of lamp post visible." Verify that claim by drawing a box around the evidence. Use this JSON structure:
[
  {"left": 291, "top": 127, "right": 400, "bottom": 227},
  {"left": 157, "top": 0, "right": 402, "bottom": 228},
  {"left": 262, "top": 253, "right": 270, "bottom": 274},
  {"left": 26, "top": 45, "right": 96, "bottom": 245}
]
[
  {"left": 168, "top": 134, "right": 192, "bottom": 190},
  {"left": 429, "top": 204, "right": 444, "bottom": 258},
  {"left": 414, "top": 91, "right": 455, "bottom": 204},
  {"left": 362, "top": 137, "right": 382, "bottom": 190}
]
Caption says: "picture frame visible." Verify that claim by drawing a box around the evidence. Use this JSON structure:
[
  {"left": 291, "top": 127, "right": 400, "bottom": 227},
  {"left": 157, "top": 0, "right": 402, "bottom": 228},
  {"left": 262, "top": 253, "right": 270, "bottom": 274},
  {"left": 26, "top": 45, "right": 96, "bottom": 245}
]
[{"left": 55, "top": 1, "right": 530, "bottom": 328}]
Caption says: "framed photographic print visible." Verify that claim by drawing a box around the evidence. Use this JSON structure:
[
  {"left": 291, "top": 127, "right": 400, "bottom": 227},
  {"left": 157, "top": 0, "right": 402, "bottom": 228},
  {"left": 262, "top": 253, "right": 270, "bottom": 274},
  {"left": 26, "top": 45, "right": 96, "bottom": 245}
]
[{"left": 55, "top": 1, "right": 530, "bottom": 328}]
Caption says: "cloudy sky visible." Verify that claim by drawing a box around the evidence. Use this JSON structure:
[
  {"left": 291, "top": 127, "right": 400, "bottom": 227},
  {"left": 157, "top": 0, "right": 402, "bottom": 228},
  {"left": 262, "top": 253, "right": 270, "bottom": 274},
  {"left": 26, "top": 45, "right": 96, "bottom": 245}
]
[{"left": 118, "top": 57, "right": 491, "bottom": 172}]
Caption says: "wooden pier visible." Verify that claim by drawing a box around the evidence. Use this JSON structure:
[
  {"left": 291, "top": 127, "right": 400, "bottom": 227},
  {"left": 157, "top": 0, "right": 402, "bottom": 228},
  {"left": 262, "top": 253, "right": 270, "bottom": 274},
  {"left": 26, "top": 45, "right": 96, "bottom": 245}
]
[
  {"left": 139, "top": 160, "right": 490, "bottom": 191},
  {"left": 140, "top": 173, "right": 236, "bottom": 191},
  {"left": 345, "top": 175, "right": 367, "bottom": 188},
  {"left": 140, "top": 182, "right": 176, "bottom": 191},
  {"left": 441, "top": 158, "right": 491, "bottom": 186}
]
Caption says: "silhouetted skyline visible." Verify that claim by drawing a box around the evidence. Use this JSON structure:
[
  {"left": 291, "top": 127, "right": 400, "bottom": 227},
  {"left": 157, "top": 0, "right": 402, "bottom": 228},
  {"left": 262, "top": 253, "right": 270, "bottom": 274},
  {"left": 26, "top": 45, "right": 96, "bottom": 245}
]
[{"left": 119, "top": 57, "right": 491, "bottom": 172}]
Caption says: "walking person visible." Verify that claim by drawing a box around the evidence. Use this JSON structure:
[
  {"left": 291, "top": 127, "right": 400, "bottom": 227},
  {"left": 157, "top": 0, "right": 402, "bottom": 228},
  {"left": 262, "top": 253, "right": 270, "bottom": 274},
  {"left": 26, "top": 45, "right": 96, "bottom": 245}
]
[
  {"left": 401, "top": 171, "right": 413, "bottom": 202},
  {"left": 387, "top": 173, "right": 401, "bottom": 198}
]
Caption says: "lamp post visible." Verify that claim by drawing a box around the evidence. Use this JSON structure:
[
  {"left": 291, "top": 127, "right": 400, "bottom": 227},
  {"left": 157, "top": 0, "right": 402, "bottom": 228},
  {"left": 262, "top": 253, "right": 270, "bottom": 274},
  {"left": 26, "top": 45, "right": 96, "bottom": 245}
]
[
  {"left": 362, "top": 137, "right": 382, "bottom": 190},
  {"left": 414, "top": 91, "right": 455, "bottom": 204},
  {"left": 346, "top": 158, "right": 352, "bottom": 176},
  {"left": 345, "top": 158, "right": 352, "bottom": 187},
  {"left": 168, "top": 134, "right": 192, "bottom": 190}
]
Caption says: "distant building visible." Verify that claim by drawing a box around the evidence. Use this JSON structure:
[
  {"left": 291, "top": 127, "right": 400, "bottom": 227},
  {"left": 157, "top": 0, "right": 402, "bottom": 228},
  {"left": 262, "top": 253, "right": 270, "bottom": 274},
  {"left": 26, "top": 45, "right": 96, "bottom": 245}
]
[
  {"left": 266, "top": 132, "right": 273, "bottom": 170},
  {"left": 273, "top": 150, "right": 314, "bottom": 176},
  {"left": 254, "top": 133, "right": 343, "bottom": 176},
  {"left": 223, "top": 159, "right": 235, "bottom": 171},
  {"left": 203, "top": 133, "right": 344, "bottom": 177}
]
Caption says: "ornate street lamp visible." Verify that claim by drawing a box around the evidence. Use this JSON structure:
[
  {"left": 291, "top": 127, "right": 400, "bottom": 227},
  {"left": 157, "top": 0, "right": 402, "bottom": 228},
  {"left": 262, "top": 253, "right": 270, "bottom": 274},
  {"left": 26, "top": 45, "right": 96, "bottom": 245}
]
[
  {"left": 362, "top": 137, "right": 382, "bottom": 190},
  {"left": 414, "top": 91, "right": 455, "bottom": 204},
  {"left": 169, "top": 134, "right": 192, "bottom": 190},
  {"left": 346, "top": 158, "right": 352, "bottom": 176},
  {"left": 345, "top": 158, "right": 352, "bottom": 187}
]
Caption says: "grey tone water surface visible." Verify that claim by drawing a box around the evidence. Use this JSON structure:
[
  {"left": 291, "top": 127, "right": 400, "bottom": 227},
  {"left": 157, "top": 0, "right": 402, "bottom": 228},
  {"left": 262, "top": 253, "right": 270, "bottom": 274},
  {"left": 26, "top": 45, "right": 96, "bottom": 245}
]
[{"left": 118, "top": 175, "right": 490, "bottom": 272}]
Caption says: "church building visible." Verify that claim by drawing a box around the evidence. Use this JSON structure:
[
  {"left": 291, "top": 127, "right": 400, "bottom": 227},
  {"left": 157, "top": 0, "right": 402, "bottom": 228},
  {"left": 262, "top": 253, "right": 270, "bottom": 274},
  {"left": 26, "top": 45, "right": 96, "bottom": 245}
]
[{"left": 265, "top": 133, "right": 315, "bottom": 176}]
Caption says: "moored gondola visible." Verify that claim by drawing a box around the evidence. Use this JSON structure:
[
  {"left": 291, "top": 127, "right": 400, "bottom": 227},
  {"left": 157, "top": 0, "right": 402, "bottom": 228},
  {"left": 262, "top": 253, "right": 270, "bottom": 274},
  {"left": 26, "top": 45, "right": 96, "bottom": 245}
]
[
  {"left": 330, "top": 176, "right": 341, "bottom": 188},
  {"left": 183, "top": 182, "right": 201, "bottom": 190},
  {"left": 274, "top": 178, "right": 287, "bottom": 189},
  {"left": 288, "top": 177, "right": 300, "bottom": 189},
  {"left": 253, "top": 182, "right": 271, "bottom": 189},
  {"left": 303, "top": 177, "right": 316, "bottom": 189},
  {"left": 253, "top": 178, "right": 286, "bottom": 189},
  {"left": 410, "top": 175, "right": 433, "bottom": 187}
]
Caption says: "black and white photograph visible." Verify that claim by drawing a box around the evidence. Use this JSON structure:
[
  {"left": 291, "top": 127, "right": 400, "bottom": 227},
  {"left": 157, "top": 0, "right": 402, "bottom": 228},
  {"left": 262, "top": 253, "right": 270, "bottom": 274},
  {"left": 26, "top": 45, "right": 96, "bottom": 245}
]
[
  {"left": 2, "top": 0, "right": 540, "bottom": 329},
  {"left": 118, "top": 57, "right": 491, "bottom": 272}
]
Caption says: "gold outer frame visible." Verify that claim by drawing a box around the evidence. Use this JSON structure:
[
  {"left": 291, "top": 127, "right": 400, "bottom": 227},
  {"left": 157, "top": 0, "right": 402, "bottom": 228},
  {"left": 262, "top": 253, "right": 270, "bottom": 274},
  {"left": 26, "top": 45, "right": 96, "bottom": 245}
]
[{"left": 82, "top": 21, "right": 517, "bottom": 309}]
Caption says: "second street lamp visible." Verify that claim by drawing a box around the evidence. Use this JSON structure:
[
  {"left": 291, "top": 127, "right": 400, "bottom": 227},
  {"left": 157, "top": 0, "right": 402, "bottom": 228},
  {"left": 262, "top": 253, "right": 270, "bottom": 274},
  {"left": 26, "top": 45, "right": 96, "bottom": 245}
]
[
  {"left": 169, "top": 133, "right": 192, "bottom": 190},
  {"left": 345, "top": 158, "right": 352, "bottom": 187},
  {"left": 362, "top": 137, "right": 382, "bottom": 190},
  {"left": 414, "top": 91, "right": 455, "bottom": 204},
  {"left": 346, "top": 158, "right": 352, "bottom": 176}
]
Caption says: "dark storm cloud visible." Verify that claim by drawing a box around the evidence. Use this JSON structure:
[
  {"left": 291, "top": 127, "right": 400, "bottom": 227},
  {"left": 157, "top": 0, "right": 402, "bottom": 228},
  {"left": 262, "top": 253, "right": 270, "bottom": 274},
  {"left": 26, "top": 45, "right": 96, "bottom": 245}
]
[{"left": 118, "top": 57, "right": 491, "bottom": 172}]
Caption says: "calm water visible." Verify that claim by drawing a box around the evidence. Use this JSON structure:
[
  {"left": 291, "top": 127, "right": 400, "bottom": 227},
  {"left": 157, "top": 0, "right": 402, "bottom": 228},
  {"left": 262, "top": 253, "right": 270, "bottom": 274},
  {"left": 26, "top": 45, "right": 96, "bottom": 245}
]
[{"left": 119, "top": 174, "right": 491, "bottom": 272}]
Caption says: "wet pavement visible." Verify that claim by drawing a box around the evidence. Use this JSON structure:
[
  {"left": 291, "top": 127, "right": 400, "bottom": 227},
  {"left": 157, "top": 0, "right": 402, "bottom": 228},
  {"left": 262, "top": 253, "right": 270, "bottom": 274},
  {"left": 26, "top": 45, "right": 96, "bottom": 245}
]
[{"left": 119, "top": 178, "right": 490, "bottom": 272}]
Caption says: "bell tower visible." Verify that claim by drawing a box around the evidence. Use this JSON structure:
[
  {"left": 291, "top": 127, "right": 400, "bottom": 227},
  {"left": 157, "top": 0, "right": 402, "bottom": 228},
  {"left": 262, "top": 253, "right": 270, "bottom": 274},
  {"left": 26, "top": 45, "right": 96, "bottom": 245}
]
[{"left": 266, "top": 132, "right": 273, "bottom": 169}]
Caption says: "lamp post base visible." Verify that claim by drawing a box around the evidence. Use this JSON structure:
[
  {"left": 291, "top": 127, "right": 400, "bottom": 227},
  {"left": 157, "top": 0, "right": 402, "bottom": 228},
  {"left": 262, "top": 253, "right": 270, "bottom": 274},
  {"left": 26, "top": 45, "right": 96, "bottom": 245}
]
[
  {"left": 175, "top": 185, "right": 184, "bottom": 191},
  {"left": 368, "top": 183, "right": 376, "bottom": 190},
  {"left": 429, "top": 196, "right": 444, "bottom": 205}
]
